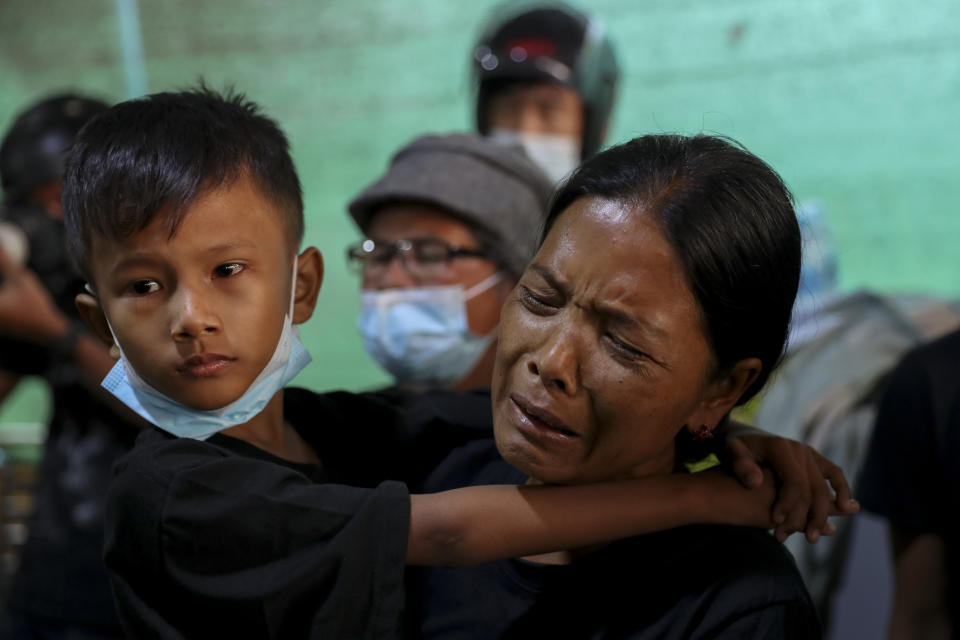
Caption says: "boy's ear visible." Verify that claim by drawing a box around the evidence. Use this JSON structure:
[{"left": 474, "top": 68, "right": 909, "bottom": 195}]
[
  {"left": 683, "top": 357, "right": 762, "bottom": 436},
  {"left": 75, "top": 292, "right": 115, "bottom": 349},
  {"left": 292, "top": 247, "right": 323, "bottom": 324}
]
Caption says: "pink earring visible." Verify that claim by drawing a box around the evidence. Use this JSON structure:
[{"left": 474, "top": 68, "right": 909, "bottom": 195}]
[{"left": 693, "top": 424, "right": 714, "bottom": 441}]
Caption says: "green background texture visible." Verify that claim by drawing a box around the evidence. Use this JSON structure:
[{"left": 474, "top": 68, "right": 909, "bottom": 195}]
[{"left": 1, "top": 0, "right": 958, "bottom": 428}]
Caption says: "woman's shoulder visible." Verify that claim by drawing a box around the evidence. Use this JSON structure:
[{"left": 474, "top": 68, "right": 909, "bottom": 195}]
[
  {"left": 609, "top": 525, "right": 819, "bottom": 633},
  {"left": 494, "top": 525, "right": 819, "bottom": 640},
  {"left": 623, "top": 524, "right": 810, "bottom": 594},
  {"left": 523, "top": 525, "right": 818, "bottom": 639},
  {"left": 679, "top": 525, "right": 821, "bottom": 637}
]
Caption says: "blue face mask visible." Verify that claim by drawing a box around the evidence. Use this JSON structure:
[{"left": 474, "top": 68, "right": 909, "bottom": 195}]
[
  {"left": 357, "top": 272, "right": 501, "bottom": 387},
  {"left": 99, "top": 259, "right": 312, "bottom": 440}
]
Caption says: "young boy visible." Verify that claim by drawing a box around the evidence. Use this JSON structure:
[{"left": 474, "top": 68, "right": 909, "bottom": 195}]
[{"left": 57, "top": 88, "right": 848, "bottom": 638}]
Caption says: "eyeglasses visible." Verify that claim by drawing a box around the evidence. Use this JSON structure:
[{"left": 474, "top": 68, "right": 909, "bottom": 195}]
[{"left": 346, "top": 237, "right": 489, "bottom": 281}]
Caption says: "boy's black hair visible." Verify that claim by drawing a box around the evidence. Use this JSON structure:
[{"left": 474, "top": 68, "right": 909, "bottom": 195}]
[{"left": 63, "top": 86, "right": 304, "bottom": 281}]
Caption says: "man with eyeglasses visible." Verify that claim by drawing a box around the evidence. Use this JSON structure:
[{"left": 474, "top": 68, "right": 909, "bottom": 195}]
[{"left": 347, "top": 133, "right": 553, "bottom": 391}]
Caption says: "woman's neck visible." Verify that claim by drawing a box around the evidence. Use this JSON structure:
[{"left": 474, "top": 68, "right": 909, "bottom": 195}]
[
  {"left": 222, "top": 392, "right": 320, "bottom": 464},
  {"left": 520, "top": 447, "right": 677, "bottom": 565}
]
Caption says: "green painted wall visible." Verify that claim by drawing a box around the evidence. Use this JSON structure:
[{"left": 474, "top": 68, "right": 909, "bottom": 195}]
[{"left": 1, "top": 0, "right": 958, "bottom": 426}]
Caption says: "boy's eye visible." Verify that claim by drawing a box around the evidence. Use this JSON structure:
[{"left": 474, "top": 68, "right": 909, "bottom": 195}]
[
  {"left": 214, "top": 262, "right": 245, "bottom": 278},
  {"left": 130, "top": 280, "right": 161, "bottom": 295}
]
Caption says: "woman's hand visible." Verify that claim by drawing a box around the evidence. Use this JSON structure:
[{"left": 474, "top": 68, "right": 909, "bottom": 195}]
[{"left": 719, "top": 421, "right": 860, "bottom": 543}]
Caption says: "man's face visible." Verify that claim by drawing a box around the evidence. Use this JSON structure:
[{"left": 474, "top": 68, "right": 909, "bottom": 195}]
[
  {"left": 361, "top": 203, "right": 508, "bottom": 337},
  {"left": 85, "top": 175, "right": 296, "bottom": 411},
  {"left": 486, "top": 81, "right": 584, "bottom": 138}
]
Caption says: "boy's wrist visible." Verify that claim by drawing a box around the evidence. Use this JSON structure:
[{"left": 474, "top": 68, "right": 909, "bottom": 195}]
[{"left": 681, "top": 470, "right": 770, "bottom": 528}]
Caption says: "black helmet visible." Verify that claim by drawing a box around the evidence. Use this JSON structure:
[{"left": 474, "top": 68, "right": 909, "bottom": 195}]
[
  {"left": 0, "top": 93, "right": 109, "bottom": 204},
  {"left": 471, "top": 2, "right": 619, "bottom": 159}
]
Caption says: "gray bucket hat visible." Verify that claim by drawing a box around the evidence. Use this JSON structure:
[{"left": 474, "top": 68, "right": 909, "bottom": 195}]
[{"left": 348, "top": 132, "right": 554, "bottom": 277}]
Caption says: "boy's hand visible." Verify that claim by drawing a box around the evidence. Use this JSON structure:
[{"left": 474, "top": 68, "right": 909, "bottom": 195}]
[
  {"left": 694, "top": 466, "right": 849, "bottom": 538},
  {"left": 721, "top": 425, "right": 859, "bottom": 543},
  {"left": 0, "top": 245, "right": 68, "bottom": 344}
]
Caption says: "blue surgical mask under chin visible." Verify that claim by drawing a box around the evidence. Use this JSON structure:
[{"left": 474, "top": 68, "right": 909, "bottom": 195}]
[
  {"left": 99, "top": 259, "right": 312, "bottom": 440},
  {"left": 357, "top": 272, "right": 501, "bottom": 388}
]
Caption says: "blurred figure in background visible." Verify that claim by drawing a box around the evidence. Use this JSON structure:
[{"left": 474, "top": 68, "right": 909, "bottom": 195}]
[
  {"left": 471, "top": 1, "right": 619, "bottom": 183},
  {"left": 349, "top": 2, "right": 620, "bottom": 392},
  {"left": 858, "top": 327, "right": 960, "bottom": 639},
  {"left": 0, "top": 94, "right": 140, "bottom": 639},
  {"left": 347, "top": 133, "right": 553, "bottom": 391},
  {"left": 749, "top": 201, "right": 960, "bottom": 630}
]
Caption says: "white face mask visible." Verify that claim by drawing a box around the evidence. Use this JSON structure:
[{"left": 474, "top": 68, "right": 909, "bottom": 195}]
[
  {"left": 488, "top": 128, "right": 582, "bottom": 184},
  {"left": 357, "top": 272, "right": 502, "bottom": 388},
  {"left": 99, "top": 258, "right": 311, "bottom": 440}
]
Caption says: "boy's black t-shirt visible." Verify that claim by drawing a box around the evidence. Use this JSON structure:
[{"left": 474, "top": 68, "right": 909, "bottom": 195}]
[{"left": 104, "top": 386, "right": 493, "bottom": 640}]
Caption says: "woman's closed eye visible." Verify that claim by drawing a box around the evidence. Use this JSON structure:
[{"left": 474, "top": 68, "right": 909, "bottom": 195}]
[
  {"left": 518, "top": 285, "right": 561, "bottom": 313},
  {"left": 605, "top": 332, "right": 646, "bottom": 359},
  {"left": 213, "top": 262, "right": 245, "bottom": 278},
  {"left": 603, "top": 332, "right": 667, "bottom": 371}
]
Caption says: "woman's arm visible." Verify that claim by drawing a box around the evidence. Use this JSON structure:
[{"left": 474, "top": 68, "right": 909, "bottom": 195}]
[{"left": 407, "top": 469, "right": 786, "bottom": 566}]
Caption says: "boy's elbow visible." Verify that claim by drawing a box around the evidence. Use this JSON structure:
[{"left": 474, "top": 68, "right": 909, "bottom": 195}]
[{"left": 408, "top": 494, "right": 478, "bottom": 566}]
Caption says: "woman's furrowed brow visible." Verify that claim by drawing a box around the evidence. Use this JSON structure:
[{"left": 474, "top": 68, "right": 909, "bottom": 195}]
[
  {"left": 528, "top": 263, "right": 567, "bottom": 294},
  {"left": 593, "top": 301, "right": 667, "bottom": 341}
]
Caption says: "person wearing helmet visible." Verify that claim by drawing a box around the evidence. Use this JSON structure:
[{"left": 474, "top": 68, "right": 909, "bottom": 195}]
[
  {"left": 347, "top": 133, "right": 553, "bottom": 391},
  {"left": 0, "top": 94, "right": 141, "bottom": 639},
  {"left": 471, "top": 1, "right": 619, "bottom": 183}
]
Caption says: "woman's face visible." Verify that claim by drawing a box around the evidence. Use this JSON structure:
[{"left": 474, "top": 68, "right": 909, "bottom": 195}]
[{"left": 492, "top": 196, "right": 727, "bottom": 485}]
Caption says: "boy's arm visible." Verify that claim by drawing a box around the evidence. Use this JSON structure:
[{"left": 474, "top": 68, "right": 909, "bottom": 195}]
[{"left": 408, "top": 469, "right": 794, "bottom": 566}]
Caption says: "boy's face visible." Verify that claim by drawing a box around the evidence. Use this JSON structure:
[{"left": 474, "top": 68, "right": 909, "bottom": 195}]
[{"left": 80, "top": 174, "right": 316, "bottom": 411}]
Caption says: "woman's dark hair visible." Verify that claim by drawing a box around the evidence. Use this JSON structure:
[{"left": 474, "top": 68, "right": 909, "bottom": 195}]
[
  {"left": 62, "top": 86, "right": 303, "bottom": 281},
  {"left": 544, "top": 134, "right": 800, "bottom": 404}
]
